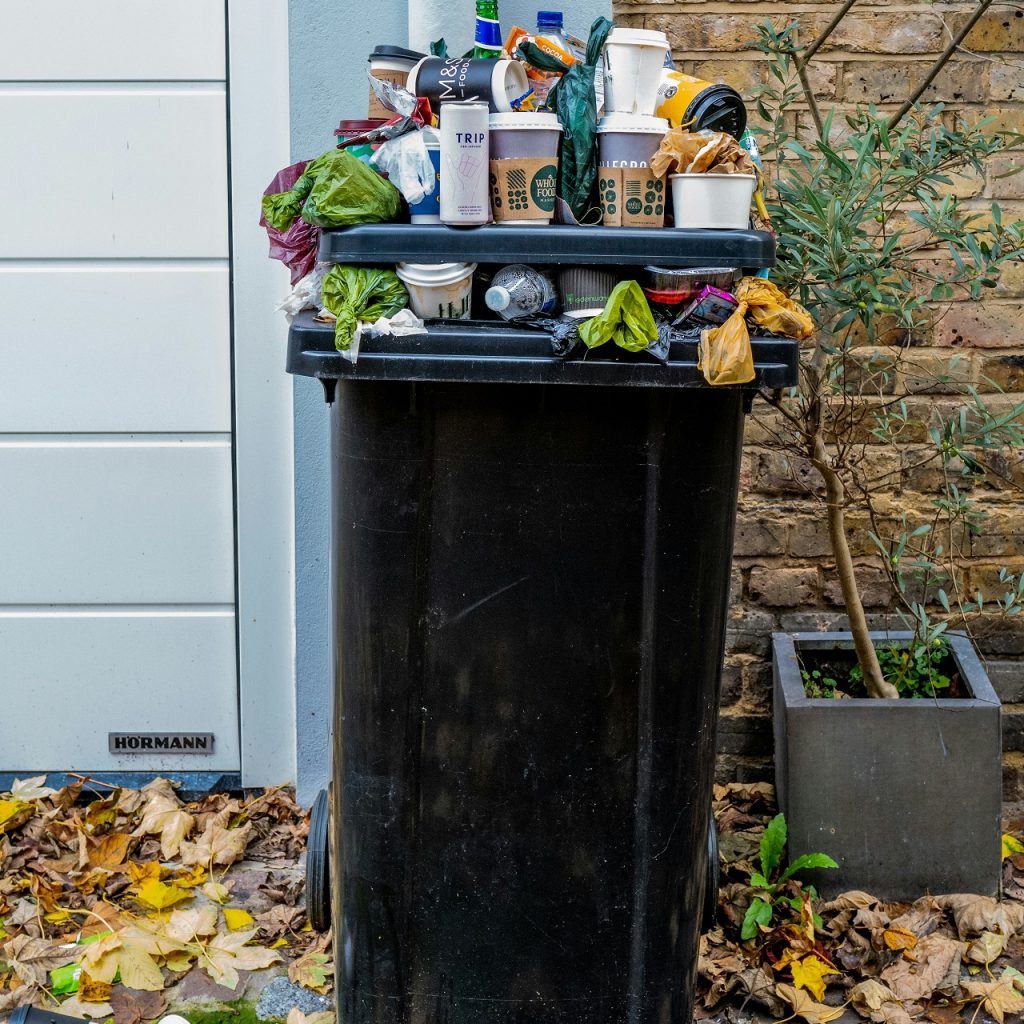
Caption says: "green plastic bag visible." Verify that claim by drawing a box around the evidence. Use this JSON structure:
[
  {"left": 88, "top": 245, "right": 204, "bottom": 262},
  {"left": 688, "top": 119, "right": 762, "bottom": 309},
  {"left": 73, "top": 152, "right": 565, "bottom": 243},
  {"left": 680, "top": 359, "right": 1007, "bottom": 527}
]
[
  {"left": 322, "top": 265, "right": 408, "bottom": 351},
  {"left": 578, "top": 280, "right": 658, "bottom": 353},
  {"left": 261, "top": 150, "right": 400, "bottom": 231},
  {"left": 518, "top": 16, "right": 612, "bottom": 221}
]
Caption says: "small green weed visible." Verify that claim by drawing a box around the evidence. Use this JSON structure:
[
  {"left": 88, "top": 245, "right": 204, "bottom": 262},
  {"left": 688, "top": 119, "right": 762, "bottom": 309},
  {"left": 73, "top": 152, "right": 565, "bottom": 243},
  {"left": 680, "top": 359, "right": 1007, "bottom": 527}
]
[
  {"left": 850, "top": 638, "right": 951, "bottom": 699},
  {"left": 741, "top": 813, "right": 837, "bottom": 941}
]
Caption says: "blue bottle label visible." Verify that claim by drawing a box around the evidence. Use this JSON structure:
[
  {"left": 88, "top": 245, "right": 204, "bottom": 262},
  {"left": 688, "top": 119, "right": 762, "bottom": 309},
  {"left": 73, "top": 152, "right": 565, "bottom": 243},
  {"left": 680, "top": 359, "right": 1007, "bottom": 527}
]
[{"left": 475, "top": 16, "right": 502, "bottom": 50}]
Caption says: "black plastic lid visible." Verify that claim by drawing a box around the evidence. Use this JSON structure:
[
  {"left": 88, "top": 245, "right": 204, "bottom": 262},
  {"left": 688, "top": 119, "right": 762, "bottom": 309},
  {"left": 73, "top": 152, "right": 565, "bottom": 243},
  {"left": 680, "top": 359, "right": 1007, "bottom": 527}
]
[
  {"left": 319, "top": 224, "right": 775, "bottom": 269},
  {"left": 287, "top": 314, "right": 799, "bottom": 390},
  {"left": 686, "top": 85, "right": 747, "bottom": 140},
  {"left": 369, "top": 44, "right": 426, "bottom": 63}
]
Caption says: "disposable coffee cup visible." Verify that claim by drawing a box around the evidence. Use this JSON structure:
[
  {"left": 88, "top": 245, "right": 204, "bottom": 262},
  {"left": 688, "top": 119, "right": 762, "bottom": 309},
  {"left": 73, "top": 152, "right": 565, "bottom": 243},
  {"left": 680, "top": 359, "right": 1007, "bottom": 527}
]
[
  {"left": 488, "top": 112, "right": 562, "bottom": 225},
  {"left": 368, "top": 45, "right": 423, "bottom": 119},
  {"left": 670, "top": 173, "right": 756, "bottom": 230},
  {"left": 409, "top": 56, "right": 530, "bottom": 113},
  {"left": 557, "top": 266, "right": 618, "bottom": 319},
  {"left": 597, "top": 113, "right": 668, "bottom": 228},
  {"left": 396, "top": 262, "right": 477, "bottom": 320},
  {"left": 409, "top": 128, "right": 441, "bottom": 223},
  {"left": 602, "top": 28, "right": 670, "bottom": 116}
]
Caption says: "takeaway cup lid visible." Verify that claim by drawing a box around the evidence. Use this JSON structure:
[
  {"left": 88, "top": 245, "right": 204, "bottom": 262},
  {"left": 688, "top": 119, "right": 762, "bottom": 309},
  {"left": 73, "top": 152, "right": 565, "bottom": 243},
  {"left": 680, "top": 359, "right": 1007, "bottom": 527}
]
[
  {"left": 369, "top": 45, "right": 425, "bottom": 63},
  {"left": 597, "top": 113, "right": 669, "bottom": 134},
  {"left": 605, "top": 27, "right": 670, "bottom": 47},
  {"left": 488, "top": 112, "right": 563, "bottom": 131}
]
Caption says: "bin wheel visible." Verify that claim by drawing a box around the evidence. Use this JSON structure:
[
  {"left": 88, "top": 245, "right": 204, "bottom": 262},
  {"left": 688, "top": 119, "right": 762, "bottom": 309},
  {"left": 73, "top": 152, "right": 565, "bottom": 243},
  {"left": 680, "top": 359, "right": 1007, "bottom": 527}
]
[
  {"left": 703, "top": 815, "right": 719, "bottom": 930},
  {"left": 307, "top": 788, "right": 331, "bottom": 933}
]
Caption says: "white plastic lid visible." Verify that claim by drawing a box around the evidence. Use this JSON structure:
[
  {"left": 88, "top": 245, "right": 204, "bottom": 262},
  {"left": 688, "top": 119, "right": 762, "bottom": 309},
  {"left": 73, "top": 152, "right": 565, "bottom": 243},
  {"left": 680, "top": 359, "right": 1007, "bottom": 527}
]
[
  {"left": 396, "top": 262, "right": 477, "bottom": 286},
  {"left": 597, "top": 113, "right": 670, "bottom": 134},
  {"left": 605, "top": 27, "right": 670, "bottom": 47},
  {"left": 488, "top": 112, "right": 563, "bottom": 132},
  {"left": 484, "top": 285, "right": 512, "bottom": 311}
]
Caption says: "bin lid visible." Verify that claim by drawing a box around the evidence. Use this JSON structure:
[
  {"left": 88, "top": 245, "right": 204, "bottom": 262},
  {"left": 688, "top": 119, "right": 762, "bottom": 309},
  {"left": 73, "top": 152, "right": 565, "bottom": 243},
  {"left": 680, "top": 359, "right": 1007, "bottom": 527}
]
[
  {"left": 287, "top": 314, "right": 799, "bottom": 391},
  {"left": 317, "top": 224, "right": 776, "bottom": 269}
]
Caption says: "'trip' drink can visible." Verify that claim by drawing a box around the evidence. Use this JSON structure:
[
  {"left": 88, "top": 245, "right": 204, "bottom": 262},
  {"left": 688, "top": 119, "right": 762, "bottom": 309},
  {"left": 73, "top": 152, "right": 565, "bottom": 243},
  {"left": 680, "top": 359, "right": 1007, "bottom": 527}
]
[{"left": 439, "top": 101, "right": 490, "bottom": 226}]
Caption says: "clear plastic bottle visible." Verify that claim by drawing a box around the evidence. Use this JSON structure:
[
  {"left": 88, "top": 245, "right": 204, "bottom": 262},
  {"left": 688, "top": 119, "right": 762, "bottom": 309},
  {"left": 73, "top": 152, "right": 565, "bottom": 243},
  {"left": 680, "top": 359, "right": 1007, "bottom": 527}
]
[{"left": 484, "top": 264, "right": 558, "bottom": 320}]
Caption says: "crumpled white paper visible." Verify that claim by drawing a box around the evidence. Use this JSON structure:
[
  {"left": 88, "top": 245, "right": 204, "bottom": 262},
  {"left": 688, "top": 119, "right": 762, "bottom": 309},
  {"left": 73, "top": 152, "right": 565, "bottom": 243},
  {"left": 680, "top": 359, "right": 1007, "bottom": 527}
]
[{"left": 346, "top": 307, "right": 427, "bottom": 364}]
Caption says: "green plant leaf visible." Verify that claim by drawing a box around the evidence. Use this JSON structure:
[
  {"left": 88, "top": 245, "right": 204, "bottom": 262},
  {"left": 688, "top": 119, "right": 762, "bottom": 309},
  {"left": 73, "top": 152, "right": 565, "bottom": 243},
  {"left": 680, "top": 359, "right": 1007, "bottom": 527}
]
[
  {"left": 779, "top": 853, "right": 839, "bottom": 882},
  {"left": 741, "top": 897, "right": 774, "bottom": 940},
  {"left": 760, "top": 813, "right": 787, "bottom": 878},
  {"left": 749, "top": 872, "right": 771, "bottom": 890}
]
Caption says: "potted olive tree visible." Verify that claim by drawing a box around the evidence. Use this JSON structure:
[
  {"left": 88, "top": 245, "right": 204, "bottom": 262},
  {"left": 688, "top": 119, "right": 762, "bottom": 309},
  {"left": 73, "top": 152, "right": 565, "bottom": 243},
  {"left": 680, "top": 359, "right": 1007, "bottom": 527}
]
[{"left": 750, "top": 18, "right": 1024, "bottom": 898}]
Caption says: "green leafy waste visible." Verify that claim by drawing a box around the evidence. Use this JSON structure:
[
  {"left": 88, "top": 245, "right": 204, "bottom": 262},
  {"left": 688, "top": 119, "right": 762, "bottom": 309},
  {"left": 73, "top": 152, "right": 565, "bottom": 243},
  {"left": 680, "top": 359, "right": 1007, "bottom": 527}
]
[{"left": 321, "top": 265, "right": 407, "bottom": 352}]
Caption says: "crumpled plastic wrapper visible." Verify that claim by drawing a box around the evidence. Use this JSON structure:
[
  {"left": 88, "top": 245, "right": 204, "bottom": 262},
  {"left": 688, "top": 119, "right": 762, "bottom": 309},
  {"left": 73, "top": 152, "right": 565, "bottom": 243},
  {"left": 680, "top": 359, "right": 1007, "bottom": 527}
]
[
  {"left": 578, "top": 280, "right": 658, "bottom": 353},
  {"left": 698, "top": 278, "right": 815, "bottom": 386},
  {"left": 260, "top": 161, "right": 319, "bottom": 285},
  {"left": 650, "top": 129, "right": 758, "bottom": 179},
  {"left": 370, "top": 128, "right": 437, "bottom": 207},
  {"left": 735, "top": 277, "right": 815, "bottom": 340},
  {"left": 276, "top": 263, "right": 330, "bottom": 321},
  {"left": 347, "top": 308, "right": 427, "bottom": 364}
]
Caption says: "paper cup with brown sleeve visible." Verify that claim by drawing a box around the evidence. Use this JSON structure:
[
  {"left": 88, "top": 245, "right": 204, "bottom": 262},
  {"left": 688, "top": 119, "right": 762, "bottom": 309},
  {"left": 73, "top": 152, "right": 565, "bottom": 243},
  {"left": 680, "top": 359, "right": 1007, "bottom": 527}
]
[
  {"left": 596, "top": 113, "right": 668, "bottom": 228},
  {"left": 488, "top": 113, "right": 562, "bottom": 225}
]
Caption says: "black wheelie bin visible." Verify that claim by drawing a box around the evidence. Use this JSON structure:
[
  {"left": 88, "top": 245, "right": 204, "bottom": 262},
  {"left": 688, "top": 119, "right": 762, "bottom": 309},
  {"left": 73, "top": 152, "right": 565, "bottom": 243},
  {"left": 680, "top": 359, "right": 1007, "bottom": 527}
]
[{"left": 291, "top": 224, "right": 797, "bottom": 1024}]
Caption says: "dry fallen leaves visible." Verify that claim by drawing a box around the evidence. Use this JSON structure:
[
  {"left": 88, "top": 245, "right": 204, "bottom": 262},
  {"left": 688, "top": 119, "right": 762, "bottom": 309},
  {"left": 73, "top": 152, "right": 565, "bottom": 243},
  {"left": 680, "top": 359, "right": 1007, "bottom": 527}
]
[{"left": 961, "top": 974, "right": 1024, "bottom": 1023}]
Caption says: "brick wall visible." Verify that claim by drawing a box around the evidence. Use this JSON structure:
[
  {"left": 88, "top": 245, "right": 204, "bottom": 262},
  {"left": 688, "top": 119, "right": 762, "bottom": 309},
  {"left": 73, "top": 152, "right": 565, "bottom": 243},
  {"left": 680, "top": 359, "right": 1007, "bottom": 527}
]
[{"left": 610, "top": 0, "right": 1024, "bottom": 795}]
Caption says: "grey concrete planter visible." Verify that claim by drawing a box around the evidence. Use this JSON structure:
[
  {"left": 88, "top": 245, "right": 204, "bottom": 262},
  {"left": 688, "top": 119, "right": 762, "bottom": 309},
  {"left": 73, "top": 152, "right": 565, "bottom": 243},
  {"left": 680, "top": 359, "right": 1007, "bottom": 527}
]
[{"left": 773, "top": 631, "right": 1002, "bottom": 900}]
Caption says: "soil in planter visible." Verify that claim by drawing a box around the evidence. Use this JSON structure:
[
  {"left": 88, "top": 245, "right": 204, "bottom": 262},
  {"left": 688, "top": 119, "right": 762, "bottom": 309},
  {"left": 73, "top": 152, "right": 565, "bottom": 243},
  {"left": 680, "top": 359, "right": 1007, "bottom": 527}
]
[{"left": 799, "top": 640, "right": 966, "bottom": 699}]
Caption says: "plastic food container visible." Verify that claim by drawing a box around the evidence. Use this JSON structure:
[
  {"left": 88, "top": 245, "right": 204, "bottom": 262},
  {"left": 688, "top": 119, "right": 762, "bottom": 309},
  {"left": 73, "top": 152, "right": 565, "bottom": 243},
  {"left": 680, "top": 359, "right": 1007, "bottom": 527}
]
[
  {"left": 396, "top": 262, "right": 477, "bottom": 320},
  {"left": 670, "top": 173, "right": 757, "bottom": 230},
  {"left": 641, "top": 265, "right": 739, "bottom": 305}
]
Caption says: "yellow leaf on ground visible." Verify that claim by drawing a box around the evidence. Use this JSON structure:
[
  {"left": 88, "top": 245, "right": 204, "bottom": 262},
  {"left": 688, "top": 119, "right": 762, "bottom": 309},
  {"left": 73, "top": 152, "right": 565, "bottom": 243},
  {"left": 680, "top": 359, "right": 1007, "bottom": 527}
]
[
  {"left": 289, "top": 950, "right": 335, "bottom": 995},
  {"left": 10, "top": 776, "right": 57, "bottom": 801},
  {"left": 0, "top": 800, "right": 33, "bottom": 834},
  {"left": 3, "top": 934, "right": 77, "bottom": 985},
  {"left": 850, "top": 979, "right": 898, "bottom": 1012},
  {"left": 202, "top": 882, "right": 231, "bottom": 904},
  {"left": 135, "top": 879, "right": 192, "bottom": 911},
  {"left": 883, "top": 927, "right": 918, "bottom": 952},
  {"left": 60, "top": 996, "right": 114, "bottom": 1020},
  {"left": 116, "top": 942, "right": 167, "bottom": 991},
  {"left": 790, "top": 956, "right": 838, "bottom": 1002},
  {"left": 79, "top": 972, "right": 114, "bottom": 1004},
  {"left": 270, "top": 937, "right": 289, "bottom": 949},
  {"left": 88, "top": 832, "right": 133, "bottom": 872},
  {"left": 776, "top": 983, "right": 845, "bottom": 1024},
  {"left": 967, "top": 931, "right": 1006, "bottom": 965},
  {"left": 164, "top": 906, "right": 219, "bottom": 943},
  {"left": 200, "top": 929, "right": 281, "bottom": 991},
  {"left": 223, "top": 908, "right": 255, "bottom": 932},
  {"left": 179, "top": 822, "right": 253, "bottom": 869},
  {"left": 1002, "top": 834, "right": 1024, "bottom": 860},
  {"left": 962, "top": 977, "right": 1024, "bottom": 1024},
  {"left": 172, "top": 864, "right": 208, "bottom": 889},
  {"left": 131, "top": 779, "right": 195, "bottom": 859},
  {"left": 128, "top": 861, "right": 163, "bottom": 887},
  {"left": 287, "top": 1009, "right": 335, "bottom": 1024}
]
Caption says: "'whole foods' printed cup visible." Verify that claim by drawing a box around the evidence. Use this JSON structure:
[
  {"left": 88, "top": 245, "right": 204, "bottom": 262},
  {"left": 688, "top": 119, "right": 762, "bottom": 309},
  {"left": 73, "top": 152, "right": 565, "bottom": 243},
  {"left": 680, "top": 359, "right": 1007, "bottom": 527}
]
[
  {"left": 597, "top": 112, "right": 668, "bottom": 228},
  {"left": 488, "top": 113, "right": 562, "bottom": 225}
]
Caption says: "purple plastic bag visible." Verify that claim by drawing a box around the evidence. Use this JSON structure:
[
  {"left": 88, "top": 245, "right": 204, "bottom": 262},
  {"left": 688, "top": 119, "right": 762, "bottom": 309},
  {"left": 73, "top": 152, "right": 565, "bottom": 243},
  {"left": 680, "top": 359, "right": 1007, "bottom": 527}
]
[{"left": 260, "top": 161, "right": 319, "bottom": 285}]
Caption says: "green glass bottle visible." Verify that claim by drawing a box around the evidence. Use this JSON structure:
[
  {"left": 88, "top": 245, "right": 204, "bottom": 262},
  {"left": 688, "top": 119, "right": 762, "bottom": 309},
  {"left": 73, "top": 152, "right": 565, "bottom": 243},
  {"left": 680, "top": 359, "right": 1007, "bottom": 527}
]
[{"left": 473, "top": 0, "right": 502, "bottom": 59}]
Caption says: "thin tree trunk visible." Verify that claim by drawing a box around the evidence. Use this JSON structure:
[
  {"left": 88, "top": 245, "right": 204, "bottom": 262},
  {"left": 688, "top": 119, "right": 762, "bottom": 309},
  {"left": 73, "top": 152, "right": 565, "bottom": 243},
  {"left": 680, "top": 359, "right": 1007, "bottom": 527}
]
[{"left": 812, "top": 435, "right": 899, "bottom": 699}]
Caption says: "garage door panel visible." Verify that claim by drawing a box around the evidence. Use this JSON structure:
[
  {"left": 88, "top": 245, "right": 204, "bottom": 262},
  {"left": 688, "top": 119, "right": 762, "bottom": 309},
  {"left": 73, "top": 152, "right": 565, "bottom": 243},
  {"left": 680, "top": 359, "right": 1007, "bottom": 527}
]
[
  {"left": 0, "top": 264, "right": 230, "bottom": 432},
  {"left": 4, "top": 2, "right": 225, "bottom": 82},
  {"left": 0, "top": 611, "right": 239, "bottom": 771},
  {"left": 0, "top": 87, "right": 228, "bottom": 258},
  {"left": 0, "top": 442, "right": 234, "bottom": 604}
]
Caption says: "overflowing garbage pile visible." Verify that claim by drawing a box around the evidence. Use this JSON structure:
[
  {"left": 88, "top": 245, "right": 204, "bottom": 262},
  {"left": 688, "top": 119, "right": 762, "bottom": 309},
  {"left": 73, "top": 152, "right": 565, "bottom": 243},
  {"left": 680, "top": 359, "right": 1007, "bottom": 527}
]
[{"left": 260, "top": 3, "right": 814, "bottom": 379}]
